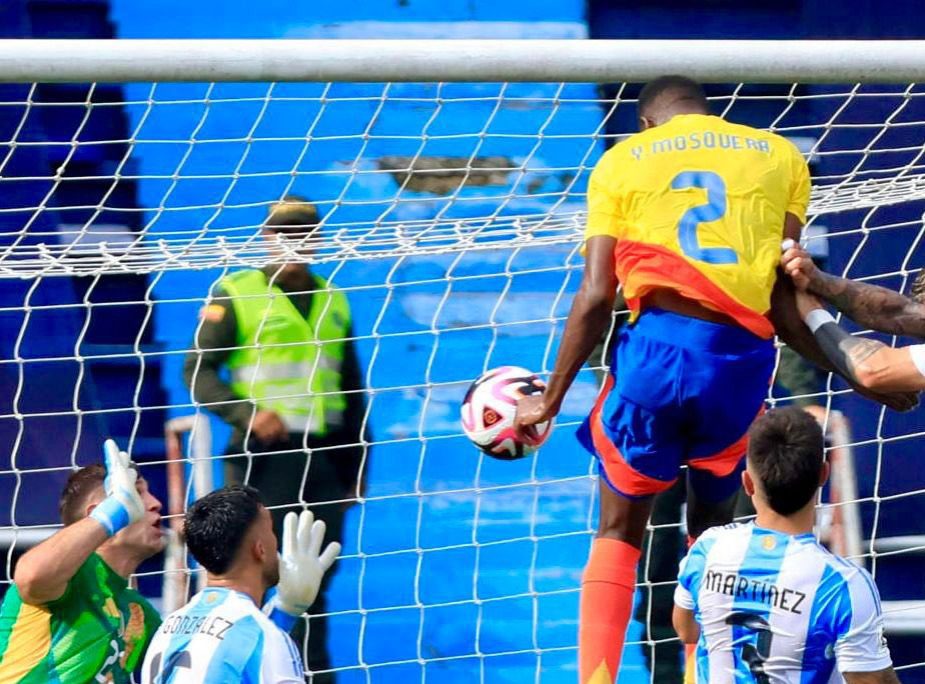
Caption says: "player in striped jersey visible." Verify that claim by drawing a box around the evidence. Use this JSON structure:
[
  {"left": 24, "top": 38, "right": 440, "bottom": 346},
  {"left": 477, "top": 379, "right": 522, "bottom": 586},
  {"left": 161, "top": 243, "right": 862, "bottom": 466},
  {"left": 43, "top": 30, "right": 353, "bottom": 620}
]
[
  {"left": 142, "top": 486, "right": 340, "bottom": 683},
  {"left": 673, "top": 408, "right": 899, "bottom": 683}
]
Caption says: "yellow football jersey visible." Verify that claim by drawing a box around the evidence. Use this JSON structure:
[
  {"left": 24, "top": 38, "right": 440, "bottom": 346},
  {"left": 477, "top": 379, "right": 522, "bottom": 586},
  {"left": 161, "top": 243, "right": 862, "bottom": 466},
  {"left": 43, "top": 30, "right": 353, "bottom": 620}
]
[{"left": 585, "top": 113, "right": 811, "bottom": 338}]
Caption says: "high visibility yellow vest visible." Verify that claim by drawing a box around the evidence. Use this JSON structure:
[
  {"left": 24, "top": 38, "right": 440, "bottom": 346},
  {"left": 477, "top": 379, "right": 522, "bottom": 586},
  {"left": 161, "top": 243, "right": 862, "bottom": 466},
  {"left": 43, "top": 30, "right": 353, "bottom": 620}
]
[{"left": 220, "top": 269, "right": 350, "bottom": 436}]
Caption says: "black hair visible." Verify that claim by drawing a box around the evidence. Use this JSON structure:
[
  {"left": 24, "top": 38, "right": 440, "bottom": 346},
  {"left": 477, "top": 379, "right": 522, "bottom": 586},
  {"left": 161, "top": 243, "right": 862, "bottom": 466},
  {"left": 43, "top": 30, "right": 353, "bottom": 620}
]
[
  {"left": 638, "top": 75, "right": 709, "bottom": 120},
  {"left": 747, "top": 407, "right": 825, "bottom": 516},
  {"left": 184, "top": 485, "right": 264, "bottom": 574}
]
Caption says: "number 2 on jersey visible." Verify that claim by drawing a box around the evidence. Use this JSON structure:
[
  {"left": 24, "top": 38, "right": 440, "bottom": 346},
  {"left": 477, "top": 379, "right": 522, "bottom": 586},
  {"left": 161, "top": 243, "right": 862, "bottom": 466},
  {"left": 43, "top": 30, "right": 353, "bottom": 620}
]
[{"left": 671, "top": 170, "right": 738, "bottom": 265}]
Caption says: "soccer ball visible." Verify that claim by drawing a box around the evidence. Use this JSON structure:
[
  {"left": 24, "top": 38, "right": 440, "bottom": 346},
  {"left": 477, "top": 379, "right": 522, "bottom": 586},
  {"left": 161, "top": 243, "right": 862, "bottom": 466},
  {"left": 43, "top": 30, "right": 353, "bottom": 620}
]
[{"left": 460, "top": 366, "right": 554, "bottom": 460}]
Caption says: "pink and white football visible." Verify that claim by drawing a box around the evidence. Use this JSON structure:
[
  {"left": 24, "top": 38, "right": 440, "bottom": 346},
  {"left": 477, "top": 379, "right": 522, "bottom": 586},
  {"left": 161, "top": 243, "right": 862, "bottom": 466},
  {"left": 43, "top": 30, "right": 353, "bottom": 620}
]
[{"left": 460, "top": 366, "right": 553, "bottom": 460}]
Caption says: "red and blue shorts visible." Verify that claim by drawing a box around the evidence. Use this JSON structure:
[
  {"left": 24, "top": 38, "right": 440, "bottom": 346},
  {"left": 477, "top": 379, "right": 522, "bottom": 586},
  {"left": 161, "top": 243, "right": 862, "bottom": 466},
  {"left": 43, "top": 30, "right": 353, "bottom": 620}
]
[{"left": 577, "top": 308, "right": 775, "bottom": 502}]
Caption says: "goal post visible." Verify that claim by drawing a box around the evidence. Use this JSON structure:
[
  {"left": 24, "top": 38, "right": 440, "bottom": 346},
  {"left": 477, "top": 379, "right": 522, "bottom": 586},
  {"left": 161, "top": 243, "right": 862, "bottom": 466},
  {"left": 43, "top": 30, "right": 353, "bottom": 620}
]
[
  {"left": 162, "top": 414, "right": 212, "bottom": 613},
  {"left": 1, "top": 39, "right": 924, "bottom": 680}
]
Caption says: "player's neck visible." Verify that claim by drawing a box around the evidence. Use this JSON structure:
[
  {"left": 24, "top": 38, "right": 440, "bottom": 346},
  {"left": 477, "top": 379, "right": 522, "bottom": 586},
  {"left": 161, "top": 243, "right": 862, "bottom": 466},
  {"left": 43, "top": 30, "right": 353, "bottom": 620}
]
[
  {"left": 96, "top": 544, "right": 145, "bottom": 579},
  {"left": 754, "top": 501, "right": 816, "bottom": 537},
  {"left": 205, "top": 572, "right": 265, "bottom": 606},
  {"left": 655, "top": 107, "right": 710, "bottom": 125}
]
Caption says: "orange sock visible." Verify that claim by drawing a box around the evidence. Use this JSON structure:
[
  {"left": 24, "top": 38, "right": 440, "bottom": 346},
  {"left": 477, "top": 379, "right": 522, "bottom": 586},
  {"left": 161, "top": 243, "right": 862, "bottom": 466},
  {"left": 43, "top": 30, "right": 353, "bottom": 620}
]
[
  {"left": 683, "top": 643, "right": 696, "bottom": 684},
  {"left": 684, "top": 535, "right": 697, "bottom": 683},
  {"left": 579, "top": 538, "right": 641, "bottom": 683}
]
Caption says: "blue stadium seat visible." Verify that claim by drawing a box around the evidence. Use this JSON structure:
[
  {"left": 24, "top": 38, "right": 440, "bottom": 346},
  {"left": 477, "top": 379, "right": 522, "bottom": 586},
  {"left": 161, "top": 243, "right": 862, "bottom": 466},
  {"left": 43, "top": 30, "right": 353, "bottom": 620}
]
[{"left": 26, "top": 0, "right": 114, "bottom": 39}]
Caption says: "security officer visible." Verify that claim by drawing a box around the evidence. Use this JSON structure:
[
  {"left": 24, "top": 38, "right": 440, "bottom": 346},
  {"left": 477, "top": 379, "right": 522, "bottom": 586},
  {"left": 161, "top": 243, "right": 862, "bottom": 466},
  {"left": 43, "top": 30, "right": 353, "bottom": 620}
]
[{"left": 183, "top": 196, "right": 367, "bottom": 683}]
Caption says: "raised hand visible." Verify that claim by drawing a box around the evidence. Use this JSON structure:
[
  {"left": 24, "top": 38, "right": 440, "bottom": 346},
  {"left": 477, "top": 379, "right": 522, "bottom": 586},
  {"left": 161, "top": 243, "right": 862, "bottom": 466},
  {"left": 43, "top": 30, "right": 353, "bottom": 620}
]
[
  {"left": 274, "top": 510, "right": 341, "bottom": 617},
  {"left": 780, "top": 240, "right": 818, "bottom": 291},
  {"left": 89, "top": 439, "right": 144, "bottom": 536}
]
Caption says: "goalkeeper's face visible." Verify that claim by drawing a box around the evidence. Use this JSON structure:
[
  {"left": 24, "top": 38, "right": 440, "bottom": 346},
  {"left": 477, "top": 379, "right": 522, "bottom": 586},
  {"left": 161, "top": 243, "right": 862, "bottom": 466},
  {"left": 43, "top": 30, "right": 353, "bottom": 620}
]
[{"left": 108, "top": 478, "right": 166, "bottom": 557}]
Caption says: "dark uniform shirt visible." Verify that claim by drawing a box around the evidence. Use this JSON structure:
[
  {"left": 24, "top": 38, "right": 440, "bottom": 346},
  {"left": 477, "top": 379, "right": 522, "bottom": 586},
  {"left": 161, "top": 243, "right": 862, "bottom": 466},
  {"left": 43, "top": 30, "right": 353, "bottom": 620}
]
[{"left": 182, "top": 266, "right": 367, "bottom": 489}]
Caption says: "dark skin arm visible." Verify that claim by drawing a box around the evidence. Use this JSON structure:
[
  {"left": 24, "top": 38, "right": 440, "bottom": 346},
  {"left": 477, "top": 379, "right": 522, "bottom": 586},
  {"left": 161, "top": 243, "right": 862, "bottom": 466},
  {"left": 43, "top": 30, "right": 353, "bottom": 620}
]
[
  {"left": 844, "top": 669, "right": 902, "bottom": 684},
  {"left": 748, "top": 214, "right": 886, "bottom": 407},
  {"left": 514, "top": 235, "right": 617, "bottom": 435},
  {"left": 768, "top": 215, "right": 826, "bottom": 364},
  {"left": 783, "top": 244, "right": 925, "bottom": 339},
  {"left": 771, "top": 265, "right": 842, "bottom": 373}
]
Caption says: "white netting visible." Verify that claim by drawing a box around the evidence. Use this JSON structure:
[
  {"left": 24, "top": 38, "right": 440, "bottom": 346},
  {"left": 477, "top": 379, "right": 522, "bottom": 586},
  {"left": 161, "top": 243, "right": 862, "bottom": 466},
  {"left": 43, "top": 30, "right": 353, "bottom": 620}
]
[{"left": 1, "top": 75, "right": 924, "bottom": 682}]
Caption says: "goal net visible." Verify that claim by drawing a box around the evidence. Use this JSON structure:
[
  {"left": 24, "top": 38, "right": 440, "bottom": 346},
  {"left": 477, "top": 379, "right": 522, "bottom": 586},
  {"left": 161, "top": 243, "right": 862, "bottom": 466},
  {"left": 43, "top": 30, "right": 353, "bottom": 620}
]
[{"left": 1, "top": 39, "right": 924, "bottom": 682}]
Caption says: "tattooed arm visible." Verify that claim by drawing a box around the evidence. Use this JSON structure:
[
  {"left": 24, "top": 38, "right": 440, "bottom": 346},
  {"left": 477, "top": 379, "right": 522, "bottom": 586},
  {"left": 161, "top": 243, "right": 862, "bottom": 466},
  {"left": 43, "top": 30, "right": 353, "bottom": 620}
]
[
  {"left": 782, "top": 244, "right": 925, "bottom": 339},
  {"left": 797, "top": 290, "right": 925, "bottom": 393},
  {"left": 770, "top": 271, "right": 918, "bottom": 410}
]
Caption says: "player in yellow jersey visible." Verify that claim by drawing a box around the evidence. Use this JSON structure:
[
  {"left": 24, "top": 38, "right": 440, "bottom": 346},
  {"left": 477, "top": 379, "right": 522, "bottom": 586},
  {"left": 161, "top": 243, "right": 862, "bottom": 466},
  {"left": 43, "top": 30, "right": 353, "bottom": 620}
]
[{"left": 513, "top": 76, "right": 909, "bottom": 684}]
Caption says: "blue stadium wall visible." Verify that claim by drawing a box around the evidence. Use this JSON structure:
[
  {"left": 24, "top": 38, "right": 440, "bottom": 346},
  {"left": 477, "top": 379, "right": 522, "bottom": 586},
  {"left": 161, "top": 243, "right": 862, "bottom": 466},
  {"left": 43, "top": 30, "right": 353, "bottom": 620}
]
[{"left": 0, "top": 0, "right": 923, "bottom": 680}]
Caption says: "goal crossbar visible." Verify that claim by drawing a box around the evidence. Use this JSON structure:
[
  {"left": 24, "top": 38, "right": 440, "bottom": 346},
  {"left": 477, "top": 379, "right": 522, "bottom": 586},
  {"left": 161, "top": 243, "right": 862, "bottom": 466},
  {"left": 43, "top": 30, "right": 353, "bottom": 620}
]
[{"left": 1, "top": 39, "right": 925, "bottom": 83}]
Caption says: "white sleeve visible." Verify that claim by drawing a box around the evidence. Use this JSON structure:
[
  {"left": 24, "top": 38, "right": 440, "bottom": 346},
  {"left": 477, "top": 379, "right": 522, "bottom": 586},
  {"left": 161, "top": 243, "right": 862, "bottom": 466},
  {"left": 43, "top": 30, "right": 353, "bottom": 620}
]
[
  {"left": 907, "top": 344, "right": 925, "bottom": 378},
  {"left": 673, "top": 582, "right": 695, "bottom": 610},
  {"left": 260, "top": 626, "right": 305, "bottom": 683},
  {"left": 673, "top": 550, "right": 694, "bottom": 610},
  {"left": 835, "top": 569, "right": 892, "bottom": 673},
  {"left": 674, "top": 535, "right": 712, "bottom": 611}
]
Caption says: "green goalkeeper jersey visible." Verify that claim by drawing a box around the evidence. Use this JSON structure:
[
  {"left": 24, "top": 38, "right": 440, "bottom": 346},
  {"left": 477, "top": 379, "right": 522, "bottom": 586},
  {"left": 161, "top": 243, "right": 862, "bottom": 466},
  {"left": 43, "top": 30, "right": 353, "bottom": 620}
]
[{"left": 0, "top": 553, "right": 160, "bottom": 683}]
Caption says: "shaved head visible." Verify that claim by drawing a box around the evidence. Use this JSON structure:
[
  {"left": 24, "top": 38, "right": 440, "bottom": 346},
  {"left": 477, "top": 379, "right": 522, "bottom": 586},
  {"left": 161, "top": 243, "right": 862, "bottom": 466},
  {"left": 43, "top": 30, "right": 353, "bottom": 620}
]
[{"left": 638, "top": 75, "right": 709, "bottom": 129}]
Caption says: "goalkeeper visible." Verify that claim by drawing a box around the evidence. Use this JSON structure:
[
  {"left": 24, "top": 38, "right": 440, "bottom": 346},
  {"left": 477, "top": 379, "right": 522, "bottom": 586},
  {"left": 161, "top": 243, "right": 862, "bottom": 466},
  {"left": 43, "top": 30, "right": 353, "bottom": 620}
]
[
  {"left": 0, "top": 440, "right": 164, "bottom": 682},
  {"left": 142, "top": 486, "right": 340, "bottom": 683},
  {"left": 183, "top": 195, "right": 368, "bottom": 680}
]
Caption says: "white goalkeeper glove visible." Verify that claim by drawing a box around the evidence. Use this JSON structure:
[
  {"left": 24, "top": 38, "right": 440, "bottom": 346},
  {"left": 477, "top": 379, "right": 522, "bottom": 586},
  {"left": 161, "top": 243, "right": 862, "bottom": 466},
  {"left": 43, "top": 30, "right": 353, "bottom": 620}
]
[
  {"left": 264, "top": 510, "right": 340, "bottom": 629},
  {"left": 89, "top": 439, "right": 145, "bottom": 537}
]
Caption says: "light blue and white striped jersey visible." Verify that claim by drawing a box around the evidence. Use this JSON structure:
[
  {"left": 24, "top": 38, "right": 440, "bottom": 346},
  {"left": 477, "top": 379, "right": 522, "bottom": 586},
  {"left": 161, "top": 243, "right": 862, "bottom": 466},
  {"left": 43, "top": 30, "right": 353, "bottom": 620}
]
[
  {"left": 675, "top": 522, "right": 891, "bottom": 683},
  {"left": 141, "top": 587, "right": 304, "bottom": 684}
]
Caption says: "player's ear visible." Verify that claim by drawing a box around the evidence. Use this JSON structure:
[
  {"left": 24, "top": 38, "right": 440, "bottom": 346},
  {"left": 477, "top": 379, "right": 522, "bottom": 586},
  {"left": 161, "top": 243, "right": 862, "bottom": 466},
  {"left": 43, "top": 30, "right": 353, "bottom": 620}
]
[
  {"left": 83, "top": 486, "right": 107, "bottom": 521},
  {"left": 639, "top": 116, "right": 655, "bottom": 131},
  {"left": 252, "top": 535, "right": 266, "bottom": 563},
  {"left": 818, "top": 460, "right": 830, "bottom": 487},
  {"left": 742, "top": 469, "right": 755, "bottom": 497}
]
